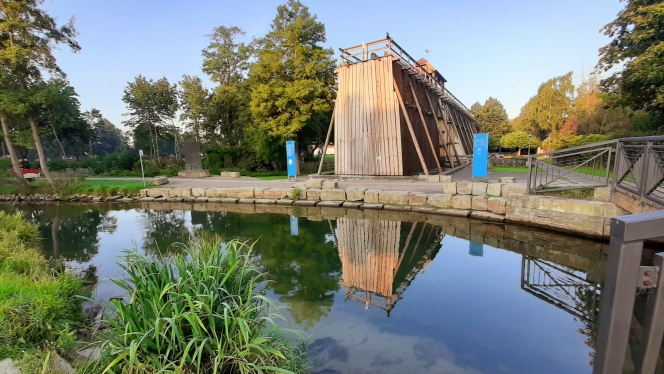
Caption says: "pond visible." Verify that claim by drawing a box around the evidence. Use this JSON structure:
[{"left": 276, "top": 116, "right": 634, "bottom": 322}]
[{"left": 2, "top": 203, "right": 608, "bottom": 374}]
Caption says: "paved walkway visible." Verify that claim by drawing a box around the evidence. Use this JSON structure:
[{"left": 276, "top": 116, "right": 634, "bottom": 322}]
[{"left": 89, "top": 169, "right": 526, "bottom": 194}]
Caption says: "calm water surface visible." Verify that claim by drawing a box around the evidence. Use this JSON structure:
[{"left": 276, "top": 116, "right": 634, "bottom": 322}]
[{"left": 3, "top": 203, "right": 608, "bottom": 374}]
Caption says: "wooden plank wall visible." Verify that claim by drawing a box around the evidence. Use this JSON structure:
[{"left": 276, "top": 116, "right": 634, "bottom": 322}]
[
  {"left": 337, "top": 217, "right": 401, "bottom": 297},
  {"left": 334, "top": 57, "right": 402, "bottom": 175},
  {"left": 392, "top": 61, "right": 441, "bottom": 175}
]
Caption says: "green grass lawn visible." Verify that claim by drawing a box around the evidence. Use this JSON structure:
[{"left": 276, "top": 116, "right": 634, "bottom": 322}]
[
  {"left": 255, "top": 175, "right": 287, "bottom": 180},
  {"left": 83, "top": 179, "right": 148, "bottom": 191},
  {"left": 489, "top": 166, "right": 529, "bottom": 173}
]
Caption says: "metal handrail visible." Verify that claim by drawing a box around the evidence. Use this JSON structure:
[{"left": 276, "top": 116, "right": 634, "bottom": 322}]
[{"left": 593, "top": 210, "right": 664, "bottom": 374}]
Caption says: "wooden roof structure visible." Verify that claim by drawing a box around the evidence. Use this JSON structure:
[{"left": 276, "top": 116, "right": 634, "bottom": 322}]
[{"left": 318, "top": 35, "right": 478, "bottom": 176}]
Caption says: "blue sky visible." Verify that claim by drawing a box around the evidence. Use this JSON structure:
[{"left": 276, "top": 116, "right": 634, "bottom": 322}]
[{"left": 43, "top": 0, "right": 625, "bottom": 130}]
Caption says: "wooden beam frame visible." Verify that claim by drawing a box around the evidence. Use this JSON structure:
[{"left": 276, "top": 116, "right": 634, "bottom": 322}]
[
  {"left": 409, "top": 81, "right": 442, "bottom": 173},
  {"left": 393, "top": 81, "right": 429, "bottom": 175},
  {"left": 425, "top": 90, "right": 459, "bottom": 168},
  {"left": 317, "top": 107, "right": 336, "bottom": 175}
]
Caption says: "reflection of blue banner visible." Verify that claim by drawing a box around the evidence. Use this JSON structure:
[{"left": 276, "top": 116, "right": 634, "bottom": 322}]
[
  {"left": 472, "top": 134, "right": 489, "bottom": 178},
  {"left": 290, "top": 215, "right": 299, "bottom": 236},
  {"left": 469, "top": 242, "right": 483, "bottom": 257},
  {"left": 286, "top": 140, "right": 297, "bottom": 177}
]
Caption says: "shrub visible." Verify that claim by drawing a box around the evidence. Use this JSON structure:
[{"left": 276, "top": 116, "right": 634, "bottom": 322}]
[
  {"left": 499, "top": 131, "right": 542, "bottom": 150},
  {"left": 88, "top": 238, "right": 307, "bottom": 374}
]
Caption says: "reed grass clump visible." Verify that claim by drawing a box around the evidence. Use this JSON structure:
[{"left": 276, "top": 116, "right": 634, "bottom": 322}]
[{"left": 89, "top": 238, "right": 308, "bottom": 374}]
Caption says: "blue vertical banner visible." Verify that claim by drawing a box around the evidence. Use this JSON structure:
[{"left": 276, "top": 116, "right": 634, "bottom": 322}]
[
  {"left": 472, "top": 133, "right": 489, "bottom": 179},
  {"left": 290, "top": 215, "right": 299, "bottom": 236},
  {"left": 469, "top": 242, "right": 484, "bottom": 257},
  {"left": 286, "top": 140, "right": 297, "bottom": 178}
]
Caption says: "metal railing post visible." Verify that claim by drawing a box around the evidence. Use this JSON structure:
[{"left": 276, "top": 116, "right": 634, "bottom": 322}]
[
  {"left": 526, "top": 156, "right": 532, "bottom": 194},
  {"left": 638, "top": 141, "right": 653, "bottom": 200},
  {"left": 636, "top": 252, "right": 664, "bottom": 374},
  {"left": 593, "top": 210, "right": 664, "bottom": 374},
  {"left": 612, "top": 141, "right": 623, "bottom": 192}
]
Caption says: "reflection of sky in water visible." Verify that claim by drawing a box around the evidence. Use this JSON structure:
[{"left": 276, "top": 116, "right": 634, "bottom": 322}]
[{"left": 9, "top": 206, "right": 599, "bottom": 374}]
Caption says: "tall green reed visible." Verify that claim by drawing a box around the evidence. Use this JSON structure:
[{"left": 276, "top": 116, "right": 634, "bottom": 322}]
[{"left": 88, "top": 238, "right": 308, "bottom": 374}]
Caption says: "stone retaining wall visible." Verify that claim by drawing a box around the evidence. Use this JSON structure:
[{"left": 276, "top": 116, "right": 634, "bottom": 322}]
[{"left": 138, "top": 181, "right": 629, "bottom": 238}]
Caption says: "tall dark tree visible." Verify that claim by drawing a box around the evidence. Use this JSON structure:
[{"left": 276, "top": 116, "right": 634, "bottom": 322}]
[
  {"left": 599, "top": 0, "right": 664, "bottom": 112},
  {"left": 471, "top": 97, "right": 512, "bottom": 138},
  {"left": 202, "top": 26, "right": 253, "bottom": 87},
  {"left": 83, "top": 108, "right": 128, "bottom": 155}
]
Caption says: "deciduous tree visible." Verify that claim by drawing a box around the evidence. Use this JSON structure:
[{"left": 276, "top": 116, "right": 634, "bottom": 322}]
[
  {"left": 178, "top": 75, "right": 208, "bottom": 142},
  {"left": 513, "top": 72, "right": 574, "bottom": 136},
  {"left": 471, "top": 97, "right": 512, "bottom": 138}
]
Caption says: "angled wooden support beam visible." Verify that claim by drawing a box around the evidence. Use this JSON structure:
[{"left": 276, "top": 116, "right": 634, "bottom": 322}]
[
  {"left": 393, "top": 80, "right": 429, "bottom": 175},
  {"left": 409, "top": 81, "right": 442, "bottom": 173},
  {"left": 425, "top": 90, "right": 458, "bottom": 168},
  {"left": 317, "top": 106, "right": 336, "bottom": 175}
]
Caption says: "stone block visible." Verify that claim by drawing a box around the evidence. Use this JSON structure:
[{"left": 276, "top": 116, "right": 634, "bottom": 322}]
[
  {"left": 255, "top": 198, "right": 277, "bottom": 204},
  {"left": 362, "top": 203, "right": 383, "bottom": 210},
  {"left": 379, "top": 191, "right": 410, "bottom": 205},
  {"left": 253, "top": 188, "right": 266, "bottom": 198},
  {"left": 306, "top": 188, "right": 322, "bottom": 200},
  {"left": 409, "top": 193, "right": 428, "bottom": 206},
  {"left": 499, "top": 177, "right": 516, "bottom": 183},
  {"left": 418, "top": 175, "right": 428, "bottom": 181},
  {"left": 228, "top": 171, "right": 240, "bottom": 178},
  {"left": 412, "top": 206, "right": 436, "bottom": 214},
  {"left": 428, "top": 194, "right": 453, "bottom": 208},
  {"left": 179, "top": 187, "right": 192, "bottom": 197},
  {"left": 471, "top": 196, "right": 488, "bottom": 211},
  {"left": 456, "top": 181, "right": 472, "bottom": 195},
  {"left": 321, "top": 189, "right": 346, "bottom": 201},
  {"left": 220, "top": 198, "right": 239, "bottom": 203},
  {"left": 443, "top": 182, "right": 457, "bottom": 195},
  {"left": 364, "top": 189, "right": 381, "bottom": 204},
  {"left": 150, "top": 176, "right": 169, "bottom": 186},
  {"left": 384, "top": 205, "right": 412, "bottom": 212},
  {"left": 263, "top": 188, "right": 289, "bottom": 199},
  {"left": 293, "top": 200, "right": 317, "bottom": 206},
  {"left": 204, "top": 188, "right": 215, "bottom": 198},
  {"left": 594, "top": 186, "right": 612, "bottom": 201},
  {"left": 227, "top": 187, "right": 254, "bottom": 198},
  {"left": 346, "top": 187, "right": 367, "bottom": 201},
  {"left": 501, "top": 183, "right": 527, "bottom": 196},
  {"left": 305, "top": 179, "right": 324, "bottom": 189},
  {"left": 277, "top": 199, "right": 294, "bottom": 205},
  {"left": 472, "top": 182, "right": 488, "bottom": 196},
  {"left": 146, "top": 189, "right": 162, "bottom": 197},
  {"left": 166, "top": 188, "right": 180, "bottom": 198},
  {"left": 487, "top": 197, "right": 507, "bottom": 215},
  {"left": 207, "top": 198, "right": 221, "bottom": 203},
  {"left": 140, "top": 189, "right": 148, "bottom": 197},
  {"left": 427, "top": 175, "right": 440, "bottom": 182},
  {"left": 317, "top": 200, "right": 343, "bottom": 207},
  {"left": 434, "top": 209, "right": 470, "bottom": 217},
  {"left": 322, "top": 180, "right": 338, "bottom": 189},
  {"left": 214, "top": 188, "right": 230, "bottom": 198},
  {"left": 195, "top": 197, "right": 208, "bottom": 202},
  {"left": 178, "top": 170, "right": 209, "bottom": 178},
  {"left": 440, "top": 175, "right": 453, "bottom": 183},
  {"left": 191, "top": 188, "right": 206, "bottom": 197},
  {"left": 139, "top": 197, "right": 155, "bottom": 202},
  {"left": 487, "top": 183, "right": 503, "bottom": 197},
  {"left": 238, "top": 198, "right": 255, "bottom": 204},
  {"left": 452, "top": 195, "right": 472, "bottom": 209},
  {"left": 220, "top": 171, "right": 228, "bottom": 177},
  {"left": 342, "top": 202, "right": 362, "bottom": 209},
  {"left": 471, "top": 211, "right": 505, "bottom": 222}
]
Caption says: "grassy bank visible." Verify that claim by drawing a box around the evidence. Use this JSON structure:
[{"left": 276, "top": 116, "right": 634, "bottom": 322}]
[
  {"left": 86, "top": 238, "right": 308, "bottom": 374},
  {"left": 0, "top": 211, "right": 84, "bottom": 372},
  {"left": 0, "top": 175, "right": 149, "bottom": 197}
]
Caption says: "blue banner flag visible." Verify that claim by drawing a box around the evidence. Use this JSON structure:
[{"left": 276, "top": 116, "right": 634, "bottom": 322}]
[
  {"left": 472, "top": 134, "right": 489, "bottom": 179},
  {"left": 286, "top": 140, "right": 297, "bottom": 178}
]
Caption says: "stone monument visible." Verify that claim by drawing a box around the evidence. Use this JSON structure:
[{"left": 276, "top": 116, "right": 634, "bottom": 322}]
[{"left": 178, "top": 141, "right": 210, "bottom": 178}]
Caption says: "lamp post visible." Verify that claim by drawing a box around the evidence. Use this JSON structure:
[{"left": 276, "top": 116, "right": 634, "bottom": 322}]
[{"left": 527, "top": 132, "right": 532, "bottom": 157}]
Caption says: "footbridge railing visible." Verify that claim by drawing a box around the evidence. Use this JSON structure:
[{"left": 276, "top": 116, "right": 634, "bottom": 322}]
[{"left": 526, "top": 136, "right": 664, "bottom": 207}]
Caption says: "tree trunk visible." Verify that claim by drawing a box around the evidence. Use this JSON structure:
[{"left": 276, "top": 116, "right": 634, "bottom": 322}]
[
  {"left": 49, "top": 121, "right": 67, "bottom": 160},
  {"left": 27, "top": 115, "right": 54, "bottom": 184},
  {"left": 0, "top": 114, "right": 27, "bottom": 185},
  {"left": 52, "top": 214, "right": 59, "bottom": 258}
]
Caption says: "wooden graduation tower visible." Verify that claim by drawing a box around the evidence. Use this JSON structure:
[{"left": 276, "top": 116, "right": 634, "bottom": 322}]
[{"left": 322, "top": 35, "right": 478, "bottom": 176}]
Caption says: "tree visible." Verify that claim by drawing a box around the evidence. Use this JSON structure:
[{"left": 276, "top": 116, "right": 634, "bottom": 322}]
[
  {"left": 202, "top": 26, "right": 253, "bottom": 87},
  {"left": 598, "top": 0, "right": 664, "bottom": 112},
  {"left": 249, "top": 0, "right": 336, "bottom": 159},
  {"left": 122, "top": 75, "right": 178, "bottom": 159},
  {"left": 499, "top": 131, "right": 541, "bottom": 151},
  {"left": 472, "top": 97, "right": 512, "bottom": 138},
  {"left": 513, "top": 72, "right": 574, "bottom": 136},
  {"left": 178, "top": 75, "right": 208, "bottom": 142},
  {"left": 0, "top": 0, "right": 80, "bottom": 184},
  {"left": 83, "top": 109, "right": 128, "bottom": 155}
]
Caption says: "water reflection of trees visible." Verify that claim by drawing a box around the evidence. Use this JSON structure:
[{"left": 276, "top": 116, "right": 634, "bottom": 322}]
[
  {"left": 139, "top": 209, "right": 191, "bottom": 255},
  {"left": 6, "top": 205, "right": 117, "bottom": 262},
  {"left": 190, "top": 211, "right": 342, "bottom": 328}
]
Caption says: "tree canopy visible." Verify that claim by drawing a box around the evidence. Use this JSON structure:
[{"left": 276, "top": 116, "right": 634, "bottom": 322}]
[
  {"left": 471, "top": 97, "right": 512, "bottom": 138},
  {"left": 512, "top": 72, "right": 574, "bottom": 136}
]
